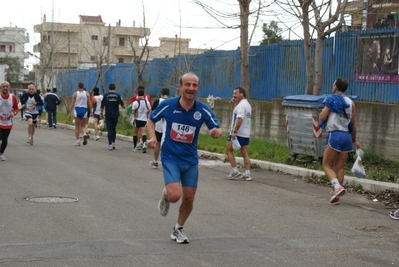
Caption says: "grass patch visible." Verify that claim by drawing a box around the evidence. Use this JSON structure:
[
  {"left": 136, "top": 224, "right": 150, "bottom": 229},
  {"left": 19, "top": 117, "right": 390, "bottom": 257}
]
[{"left": 53, "top": 112, "right": 399, "bottom": 183}]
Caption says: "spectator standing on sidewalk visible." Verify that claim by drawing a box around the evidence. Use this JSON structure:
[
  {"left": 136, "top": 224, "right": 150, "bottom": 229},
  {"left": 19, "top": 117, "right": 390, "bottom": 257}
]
[
  {"left": 147, "top": 72, "right": 223, "bottom": 244},
  {"left": 0, "top": 81, "right": 19, "bottom": 161},
  {"left": 100, "top": 83, "right": 125, "bottom": 150},
  {"left": 225, "top": 87, "right": 253, "bottom": 181},
  {"left": 20, "top": 84, "right": 43, "bottom": 145},
  {"left": 150, "top": 87, "right": 170, "bottom": 168},
  {"left": 45, "top": 87, "right": 61, "bottom": 129},
  {"left": 319, "top": 77, "right": 361, "bottom": 205}
]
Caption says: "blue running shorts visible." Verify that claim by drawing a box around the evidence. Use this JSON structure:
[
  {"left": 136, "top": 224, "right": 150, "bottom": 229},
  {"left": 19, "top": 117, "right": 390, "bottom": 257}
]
[
  {"left": 162, "top": 162, "right": 199, "bottom": 188},
  {"left": 228, "top": 135, "right": 250, "bottom": 146},
  {"left": 326, "top": 131, "right": 353, "bottom": 152},
  {"left": 74, "top": 107, "right": 88, "bottom": 118}
]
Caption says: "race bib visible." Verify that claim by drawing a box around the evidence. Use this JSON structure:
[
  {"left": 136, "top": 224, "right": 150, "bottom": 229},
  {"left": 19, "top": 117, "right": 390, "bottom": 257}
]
[
  {"left": 170, "top": 122, "right": 196, "bottom": 143},
  {"left": 0, "top": 113, "right": 11, "bottom": 120}
]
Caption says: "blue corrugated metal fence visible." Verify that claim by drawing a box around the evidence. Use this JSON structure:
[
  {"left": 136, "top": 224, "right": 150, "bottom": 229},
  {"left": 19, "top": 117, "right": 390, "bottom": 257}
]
[{"left": 56, "top": 28, "right": 399, "bottom": 104}]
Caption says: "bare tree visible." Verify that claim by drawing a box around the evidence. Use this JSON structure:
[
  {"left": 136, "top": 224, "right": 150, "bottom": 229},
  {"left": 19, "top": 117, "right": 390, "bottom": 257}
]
[
  {"left": 79, "top": 24, "right": 112, "bottom": 94},
  {"left": 34, "top": 20, "right": 79, "bottom": 91},
  {"left": 192, "top": 0, "right": 265, "bottom": 98},
  {"left": 275, "top": 0, "right": 348, "bottom": 95},
  {"left": 127, "top": 1, "right": 152, "bottom": 88}
]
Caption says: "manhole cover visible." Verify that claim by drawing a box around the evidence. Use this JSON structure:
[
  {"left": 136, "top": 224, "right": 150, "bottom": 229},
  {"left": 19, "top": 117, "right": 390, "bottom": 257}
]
[{"left": 25, "top": 196, "right": 78, "bottom": 203}]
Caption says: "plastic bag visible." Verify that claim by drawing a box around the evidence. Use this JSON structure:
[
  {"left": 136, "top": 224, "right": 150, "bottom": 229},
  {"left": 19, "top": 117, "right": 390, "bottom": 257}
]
[
  {"left": 98, "top": 119, "right": 104, "bottom": 129},
  {"left": 351, "top": 149, "right": 366, "bottom": 178},
  {"left": 88, "top": 117, "right": 95, "bottom": 125},
  {"left": 232, "top": 138, "right": 241, "bottom": 150}
]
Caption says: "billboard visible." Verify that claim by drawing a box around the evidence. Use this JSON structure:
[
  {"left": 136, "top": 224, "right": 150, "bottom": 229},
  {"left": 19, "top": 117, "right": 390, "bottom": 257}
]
[{"left": 355, "top": 33, "right": 399, "bottom": 83}]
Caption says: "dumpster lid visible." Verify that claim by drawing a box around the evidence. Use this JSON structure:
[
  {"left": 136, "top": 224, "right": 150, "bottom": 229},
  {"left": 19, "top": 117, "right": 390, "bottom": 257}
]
[
  {"left": 283, "top": 94, "right": 359, "bottom": 105},
  {"left": 283, "top": 95, "right": 326, "bottom": 105}
]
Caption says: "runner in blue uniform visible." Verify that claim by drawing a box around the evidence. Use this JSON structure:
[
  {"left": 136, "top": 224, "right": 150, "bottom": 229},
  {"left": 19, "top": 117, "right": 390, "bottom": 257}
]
[{"left": 147, "top": 72, "right": 223, "bottom": 244}]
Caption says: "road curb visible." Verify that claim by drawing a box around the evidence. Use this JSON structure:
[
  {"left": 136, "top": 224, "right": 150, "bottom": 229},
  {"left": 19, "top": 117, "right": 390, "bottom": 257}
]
[
  {"left": 56, "top": 122, "right": 399, "bottom": 194},
  {"left": 197, "top": 150, "right": 399, "bottom": 194}
]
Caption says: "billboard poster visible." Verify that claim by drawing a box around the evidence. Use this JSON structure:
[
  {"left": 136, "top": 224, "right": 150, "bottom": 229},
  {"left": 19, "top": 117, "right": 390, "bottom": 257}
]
[{"left": 355, "top": 33, "right": 399, "bottom": 83}]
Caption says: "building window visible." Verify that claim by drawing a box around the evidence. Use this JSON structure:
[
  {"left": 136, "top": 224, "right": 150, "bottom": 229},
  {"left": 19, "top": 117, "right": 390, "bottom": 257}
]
[
  {"left": 119, "top": 38, "right": 125, "bottom": 47},
  {"left": 103, "top": 37, "right": 109, "bottom": 46},
  {"left": 0, "top": 45, "right": 5, "bottom": 52},
  {"left": 91, "top": 35, "right": 98, "bottom": 41},
  {"left": 43, "top": 35, "right": 51, "bottom": 44},
  {"left": 9, "top": 46, "right": 13, "bottom": 52},
  {"left": 118, "top": 58, "right": 124, "bottom": 63},
  {"left": 90, "top": 56, "right": 96, "bottom": 61}
]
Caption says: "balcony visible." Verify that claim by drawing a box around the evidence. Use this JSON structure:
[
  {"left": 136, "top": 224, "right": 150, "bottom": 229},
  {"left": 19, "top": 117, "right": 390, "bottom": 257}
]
[
  {"left": 113, "top": 46, "right": 135, "bottom": 56},
  {"left": 33, "top": 43, "right": 79, "bottom": 54},
  {"left": 113, "top": 26, "right": 150, "bottom": 38},
  {"left": 34, "top": 23, "right": 80, "bottom": 33}
]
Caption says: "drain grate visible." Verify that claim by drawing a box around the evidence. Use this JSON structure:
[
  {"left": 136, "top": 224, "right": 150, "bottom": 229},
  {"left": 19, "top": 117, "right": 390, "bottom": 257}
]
[{"left": 25, "top": 196, "right": 79, "bottom": 203}]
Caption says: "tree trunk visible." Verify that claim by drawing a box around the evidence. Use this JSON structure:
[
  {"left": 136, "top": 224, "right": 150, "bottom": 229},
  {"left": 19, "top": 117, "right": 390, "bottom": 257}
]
[
  {"left": 302, "top": 1, "right": 314, "bottom": 95},
  {"left": 313, "top": 37, "right": 324, "bottom": 95},
  {"left": 238, "top": 0, "right": 251, "bottom": 97}
]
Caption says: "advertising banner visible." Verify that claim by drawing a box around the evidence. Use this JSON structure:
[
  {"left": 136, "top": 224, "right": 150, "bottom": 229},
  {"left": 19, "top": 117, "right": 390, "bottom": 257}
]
[{"left": 355, "top": 33, "right": 399, "bottom": 83}]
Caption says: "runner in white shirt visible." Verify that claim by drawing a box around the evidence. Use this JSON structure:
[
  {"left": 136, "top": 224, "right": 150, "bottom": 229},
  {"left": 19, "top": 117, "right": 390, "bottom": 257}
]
[
  {"left": 226, "top": 87, "right": 253, "bottom": 181},
  {"left": 68, "top": 82, "right": 92, "bottom": 146},
  {"left": 131, "top": 88, "right": 151, "bottom": 153}
]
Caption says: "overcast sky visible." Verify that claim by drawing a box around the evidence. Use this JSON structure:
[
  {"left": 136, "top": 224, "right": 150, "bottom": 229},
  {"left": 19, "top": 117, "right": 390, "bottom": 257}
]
[{"left": 2, "top": 0, "right": 302, "bottom": 68}]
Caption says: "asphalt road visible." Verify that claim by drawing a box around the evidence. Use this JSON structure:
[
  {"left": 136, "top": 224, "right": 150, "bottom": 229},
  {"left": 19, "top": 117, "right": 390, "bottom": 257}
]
[{"left": 0, "top": 120, "right": 398, "bottom": 267}]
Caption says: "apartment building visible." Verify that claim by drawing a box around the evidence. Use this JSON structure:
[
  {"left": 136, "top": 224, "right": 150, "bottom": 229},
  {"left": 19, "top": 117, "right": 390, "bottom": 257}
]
[
  {"left": 0, "top": 26, "right": 29, "bottom": 81},
  {"left": 33, "top": 15, "right": 207, "bottom": 70},
  {"left": 33, "top": 15, "right": 151, "bottom": 69},
  {"left": 345, "top": 0, "right": 399, "bottom": 29}
]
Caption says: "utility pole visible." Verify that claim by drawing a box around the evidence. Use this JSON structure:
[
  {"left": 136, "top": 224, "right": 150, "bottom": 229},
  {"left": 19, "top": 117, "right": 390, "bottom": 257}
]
[
  {"left": 51, "top": 0, "right": 54, "bottom": 88},
  {"left": 68, "top": 30, "right": 70, "bottom": 68},
  {"left": 107, "top": 24, "right": 110, "bottom": 65}
]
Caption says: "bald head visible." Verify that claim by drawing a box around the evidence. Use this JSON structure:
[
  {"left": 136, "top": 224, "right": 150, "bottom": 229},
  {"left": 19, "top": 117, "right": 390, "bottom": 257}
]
[
  {"left": 1, "top": 81, "right": 10, "bottom": 96},
  {"left": 179, "top": 72, "right": 199, "bottom": 86}
]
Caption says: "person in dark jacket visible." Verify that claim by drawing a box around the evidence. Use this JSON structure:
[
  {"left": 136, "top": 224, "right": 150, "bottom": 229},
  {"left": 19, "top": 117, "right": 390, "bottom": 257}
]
[{"left": 44, "top": 88, "right": 61, "bottom": 128}]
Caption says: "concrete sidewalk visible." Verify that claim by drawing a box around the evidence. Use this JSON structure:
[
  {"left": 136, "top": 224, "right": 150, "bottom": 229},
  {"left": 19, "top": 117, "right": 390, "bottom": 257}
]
[{"left": 57, "top": 122, "right": 399, "bottom": 194}]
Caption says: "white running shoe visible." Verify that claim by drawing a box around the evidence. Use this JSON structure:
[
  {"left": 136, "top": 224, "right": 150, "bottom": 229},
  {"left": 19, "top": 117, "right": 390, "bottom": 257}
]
[
  {"left": 74, "top": 140, "right": 81, "bottom": 146},
  {"left": 329, "top": 186, "right": 346, "bottom": 204},
  {"left": 151, "top": 161, "right": 159, "bottom": 169},
  {"left": 241, "top": 174, "right": 252, "bottom": 181},
  {"left": 389, "top": 209, "right": 399, "bottom": 220},
  {"left": 170, "top": 227, "right": 189, "bottom": 244},
  {"left": 158, "top": 188, "right": 170, "bottom": 216},
  {"left": 228, "top": 170, "right": 242, "bottom": 180},
  {"left": 107, "top": 145, "right": 113, "bottom": 151},
  {"left": 0, "top": 154, "right": 5, "bottom": 161}
]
